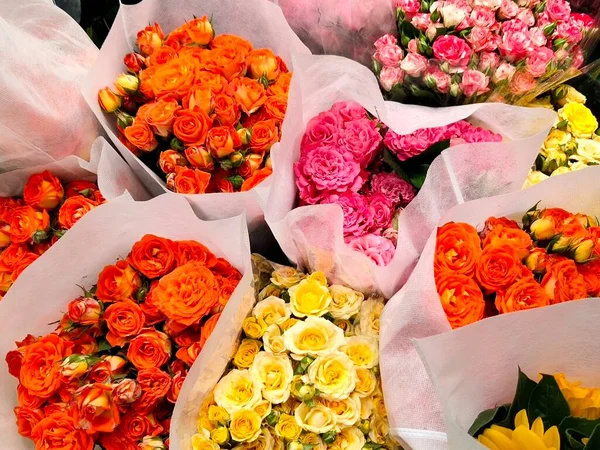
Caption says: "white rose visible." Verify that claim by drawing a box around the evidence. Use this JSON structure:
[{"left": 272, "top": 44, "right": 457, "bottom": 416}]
[
  {"left": 294, "top": 403, "right": 337, "bottom": 434},
  {"left": 440, "top": 4, "right": 466, "bottom": 27},
  {"left": 251, "top": 352, "right": 294, "bottom": 404},
  {"left": 253, "top": 296, "right": 291, "bottom": 325},
  {"left": 356, "top": 297, "right": 384, "bottom": 338},
  {"left": 340, "top": 336, "right": 379, "bottom": 369},
  {"left": 576, "top": 138, "right": 600, "bottom": 162},
  {"left": 263, "top": 324, "right": 286, "bottom": 354},
  {"left": 523, "top": 171, "right": 549, "bottom": 189},
  {"left": 214, "top": 369, "right": 264, "bottom": 415},
  {"left": 328, "top": 285, "right": 364, "bottom": 319},
  {"left": 283, "top": 316, "right": 346, "bottom": 357},
  {"left": 307, "top": 351, "right": 357, "bottom": 400}
]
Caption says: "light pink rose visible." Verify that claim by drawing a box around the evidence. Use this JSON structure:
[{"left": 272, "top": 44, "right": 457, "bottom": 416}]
[
  {"left": 439, "top": 3, "right": 468, "bottom": 28},
  {"left": 546, "top": 0, "right": 571, "bottom": 22},
  {"left": 572, "top": 47, "right": 584, "bottom": 68},
  {"left": 401, "top": 53, "right": 428, "bottom": 77},
  {"left": 347, "top": 233, "right": 396, "bottom": 266},
  {"left": 516, "top": 8, "right": 535, "bottom": 26},
  {"left": 411, "top": 13, "right": 433, "bottom": 31},
  {"left": 382, "top": 227, "right": 399, "bottom": 246},
  {"left": 427, "top": 23, "right": 445, "bottom": 41},
  {"left": 375, "top": 44, "right": 404, "bottom": 67},
  {"left": 467, "top": 26, "right": 493, "bottom": 52},
  {"left": 469, "top": 0, "right": 502, "bottom": 9},
  {"left": 516, "top": 0, "right": 531, "bottom": 5},
  {"left": 379, "top": 66, "right": 405, "bottom": 91},
  {"left": 407, "top": 38, "right": 419, "bottom": 54},
  {"left": 459, "top": 69, "right": 490, "bottom": 97},
  {"left": 499, "top": 29, "right": 533, "bottom": 61},
  {"left": 301, "top": 111, "right": 340, "bottom": 151},
  {"left": 492, "top": 62, "right": 517, "bottom": 83},
  {"left": 526, "top": 46, "right": 554, "bottom": 77},
  {"left": 424, "top": 68, "right": 452, "bottom": 93},
  {"left": 509, "top": 70, "right": 537, "bottom": 94},
  {"left": 478, "top": 52, "right": 500, "bottom": 71},
  {"left": 470, "top": 7, "right": 496, "bottom": 27},
  {"left": 528, "top": 27, "right": 547, "bottom": 47},
  {"left": 374, "top": 34, "right": 399, "bottom": 51},
  {"left": 501, "top": 18, "right": 528, "bottom": 34},
  {"left": 331, "top": 101, "right": 368, "bottom": 123},
  {"left": 324, "top": 193, "right": 375, "bottom": 237},
  {"left": 432, "top": 35, "right": 473, "bottom": 68},
  {"left": 368, "top": 193, "right": 394, "bottom": 232},
  {"left": 498, "top": 0, "right": 519, "bottom": 18},
  {"left": 395, "top": 0, "right": 421, "bottom": 16},
  {"left": 554, "top": 48, "right": 569, "bottom": 61},
  {"left": 370, "top": 172, "right": 416, "bottom": 206},
  {"left": 535, "top": 11, "right": 553, "bottom": 29},
  {"left": 557, "top": 18, "right": 584, "bottom": 44},
  {"left": 338, "top": 119, "right": 383, "bottom": 168}
]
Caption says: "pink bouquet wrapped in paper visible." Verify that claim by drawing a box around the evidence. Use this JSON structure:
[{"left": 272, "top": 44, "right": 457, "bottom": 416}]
[{"left": 374, "top": 0, "right": 599, "bottom": 105}]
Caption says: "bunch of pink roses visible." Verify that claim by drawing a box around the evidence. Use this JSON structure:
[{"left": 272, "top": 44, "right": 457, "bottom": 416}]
[{"left": 374, "top": 0, "right": 597, "bottom": 105}]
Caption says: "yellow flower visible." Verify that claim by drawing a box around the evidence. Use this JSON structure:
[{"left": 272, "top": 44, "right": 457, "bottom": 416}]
[
  {"left": 333, "top": 319, "right": 354, "bottom": 336},
  {"left": 276, "top": 396, "right": 300, "bottom": 415},
  {"left": 282, "top": 316, "right": 345, "bottom": 357},
  {"left": 356, "top": 297, "right": 384, "bottom": 338},
  {"left": 300, "top": 433, "right": 326, "bottom": 450},
  {"left": 341, "top": 336, "right": 379, "bottom": 369},
  {"left": 233, "top": 429, "right": 275, "bottom": 450},
  {"left": 271, "top": 266, "right": 305, "bottom": 288},
  {"left": 263, "top": 324, "right": 286, "bottom": 354},
  {"left": 372, "top": 395, "right": 388, "bottom": 419},
  {"left": 253, "top": 399, "right": 272, "bottom": 419},
  {"left": 360, "top": 395, "right": 374, "bottom": 420},
  {"left": 478, "top": 409, "right": 560, "bottom": 450},
  {"left": 307, "top": 351, "right": 357, "bottom": 400},
  {"left": 551, "top": 166, "right": 572, "bottom": 176},
  {"left": 318, "top": 393, "right": 361, "bottom": 428},
  {"left": 98, "top": 87, "right": 122, "bottom": 113},
  {"left": 331, "top": 427, "right": 366, "bottom": 450},
  {"left": 253, "top": 296, "right": 291, "bottom": 325},
  {"left": 543, "top": 129, "right": 572, "bottom": 150},
  {"left": 274, "top": 413, "right": 302, "bottom": 440},
  {"left": 244, "top": 317, "right": 268, "bottom": 339},
  {"left": 523, "top": 171, "right": 549, "bottom": 189},
  {"left": 250, "top": 351, "right": 294, "bottom": 404},
  {"left": 556, "top": 86, "right": 587, "bottom": 106},
  {"left": 555, "top": 373, "right": 600, "bottom": 419},
  {"left": 526, "top": 96, "right": 554, "bottom": 109},
  {"left": 230, "top": 409, "right": 262, "bottom": 442},
  {"left": 208, "top": 405, "right": 230, "bottom": 424},
  {"left": 115, "top": 73, "right": 140, "bottom": 96},
  {"left": 192, "top": 434, "right": 220, "bottom": 450},
  {"left": 294, "top": 403, "right": 337, "bottom": 434},
  {"left": 214, "top": 369, "right": 264, "bottom": 415},
  {"left": 234, "top": 339, "right": 263, "bottom": 369},
  {"left": 288, "top": 278, "right": 332, "bottom": 318},
  {"left": 560, "top": 103, "right": 598, "bottom": 138},
  {"left": 328, "top": 285, "right": 364, "bottom": 319},
  {"left": 308, "top": 271, "right": 328, "bottom": 285},
  {"left": 280, "top": 318, "right": 300, "bottom": 332},
  {"left": 211, "top": 427, "right": 230, "bottom": 445},
  {"left": 354, "top": 368, "right": 378, "bottom": 398},
  {"left": 369, "top": 415, "right": 390, "bottom": 445}
]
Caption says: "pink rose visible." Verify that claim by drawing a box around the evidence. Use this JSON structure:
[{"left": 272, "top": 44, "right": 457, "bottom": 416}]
[
  {"left": 546, "top": 0, "right": 570, "bottom": 22},
  {"left": 572, "top": 47, "right": 584, "bottom": 69},
  {"left": 368, "top": 193, "right": 394, "bottom": 232},
  {"left": 516, "top": 8, "right": 535, "bottom": 26},
  {"left": 499, "top": 29, "right": 532, "bottom": 61},
  {"left": 382, "top": 227, "right": 399, "bottom": 246},
  {"left": 395, "top": 0, "right": 422, "bottom": 16},
  {"left": 535, "top": 11, "right": 553, "bottom": 29},
  {"left": 478, "top": 52, "right": 500, "bottom": 71},
  {"left": 375, "top": 44, "right": 404, "bottom": 67},
  {"left": 407, "top": 38, "right": 419, "bottom": 54},
  {"left": 470, "top": 7, "right": 496, "bottom": 27},
  {"left": 498, "top": 0, "right": 519, "bottom": 18},
  {"left": 467, "top": 26, "right": 493, "bottom": 52},
  {"left": 374, "top": 34, "right": 399, "bottom": 51},
  {"left": 516, "top": 0, "right": 532, "bottom": 6},
  {"left": 432, "top": 35, "right": 472, "bottom": 68},
  {"left": 460, "top": 122, "right": 503, "bottom": 142},
  {"left": 509, "top": 70, "right": 537, "bottom": 94},
  {"left": 385, "top": 128, "right": 431, "bottom": 161},
  {"left": 526, "top": 46, "right": 554, "bottom": 77},
  {"left": 439, "top": 3, "right": 468, "bottom": 28},
  {"left": 347, "top": 233, "right": 396, "bottom": 266},
  {"left": 459, "top": 69, "right": 490, "bottom": 97},
  {"left": 401, "top": 53, "right": 428, "bottom": 77},
  {"left": 424, "top": 68, "right": 452, "bottom": 93},
  {"left": 338, "top": 119, "right": 383, "bottom": 168},
  {"left": 379, "top": 66, "right": 405, "bottom": 91},
  {"left": 324, "top": 193, "right": 374, "bottom": 237},
  {"left": 411, "top": 13, "right": 433, "bottom": 31},
  {"left": 501, "top": 18, "right": 528, "bottom": 34},
  {"left": 301, "top": 111, "right": 340, "bottom": 151},
  {"left": 331, "top": 101, "right": 368, "bottom": 123},
  {"left": 557, "top": 19, "right": 583, "bottom": 44},
  {"left": 571, "top": 13, "right": 595, "bottom": 29},
  {"left": 370, "top": 172, "right": 416, "bottom": 206},
  {"left": 528, "top": 27, "right": 547, "bottom": 47},
  {"left": 492, "top": 62, "right": 517, "bottom": 83}
]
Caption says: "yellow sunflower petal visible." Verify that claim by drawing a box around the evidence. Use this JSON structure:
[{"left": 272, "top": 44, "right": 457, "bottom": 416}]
[
  {"left": 543, "top": 426, "right": 560, "bottom": 449},
  {"left": 514, "top": 410, "right": 530, "bottom": 430},
  {"left": 478, "top": 434, "right": 502, "bottom": 450},
  {"left": 482, "top": 428, "right": 519, "bottom": 450},
  {"left": 531, "top": 417, "right": 545, "bottom": 438},
  {"left": 512, "top": 426, "right": 547, "bottom": 450},
  {"left": 490, "top": 425, "right": 513, "bottom": 439}
]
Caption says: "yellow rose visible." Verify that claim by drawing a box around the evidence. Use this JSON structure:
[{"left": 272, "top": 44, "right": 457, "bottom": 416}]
[
  {"left": 214, "top": 369, "right": 264, "bottom": 415},
  {"left": 230, "top": 409, "right": 262, "bottom": 442},
  {"left": 526, "top": 96, "right": 554, "bottom": 109},
  {"left": 330, "top": 427, "right": 365, "bottom": 450},
  {"left": 254, "top": 399, "right": 272, "bottom": 419},
  {"left": 551, "top": 166, "right": 572, "bottom": 176},
  {"left": 274, "top": 413, "right": 302, "bottom": 440},
  {"left": 233, "top": 429, "right": 275, "bottom": 450},
  {"left": 251, "top": 351, "right": 294, "bottom": 404},
  {"left": 288, "top": 278, "right": 332, "bottom": 318},
  {"left": 263, "top": 324, "right": 286, "bottom": 354},
  {"left": 282, "top": 316, "right": 345, "bottom": 357},
  {"left": 234, "top": 339, "right": 263, "bottom": 369},
  {"left": 244, "top": 317, "right": 268, "bottom": 339},
  {"left": 340, "top": 336, "right": 379, "bottom": 369},
  {"left": 307, "top": 352, "right": 357, "bottom": 400},
  {"left": 253, "top": 296, "right": 291, "bottom": 325},
  {"left": 369, "top": 415, "right": 390, "bottom": 444},
  {"left": 208, "top": 405, "right": 231, "bottom": 424},
  {"left": 523, "top": 171, "right": 549, "bottom": 189},
  {"left": 300, "top": 433, "right": 326, "bottom": 450},
  {"left": 557, "top": 86, "right": 587, "bottom": 106},
  {"left": 280, "top": 318, "right": 300, "bottom": 331},
  {"left": 308, "top": 271, "right": 328, "bottom": 285},
  {"left": 560, "top": 103, "right": 598, "bottom": 138},
  {"left": 271, "top": 266, "right": 305, "bottom": 288},
  {"left": 355, "top": 369, "right": 377, "bottom": 398},
  {"left": 198, "top": 392, "right": 218, "bottom": 433},
  {"left": 272, "top": 435, "right": 285, "bottom": 450},
  {"left": 211, "top": 427, "right": 230, "bottom": 445},
  {"left": 544, "top": 129, "right": 572, "bottom": 150},
  {"left": 360, "top": 395, "right": 374, "bottom": 420},
  {"left": 192, "top": 434, "right": 220, "bottom": 450},
  {"left": 372, "top": 395, "right": 388, "bottom": 419},
  {"left": 318, "top": 393, "right": 361, "bottom": 428},
  {"left": 575, "top": 138, "right": 600, "bottom": 162},
  {"left": 294, "top": 403, "right": 337, "bottom": 434},
  {"left": 333, "top": 319, "right": 354, "bottom": 336},
  {"left": 356, "top": 297, "right": 384, "bottom": 338},
  {"left": 327, "top": 285, "right": 364, "bottom": 320}
]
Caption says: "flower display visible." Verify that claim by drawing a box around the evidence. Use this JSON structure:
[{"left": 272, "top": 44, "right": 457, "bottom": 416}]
[
  {"left": 294, "top": 100, "right": 501, "bottom": 266},
  {"left": 0, "top": 171, "right": 105, "bottom": 299},
  {"left": 6, "top": 234, "right": 242, "bottom": 449},
  {"left": 192, "top": 263, "right": 396, "bottom": 450},
  {"left": 374, "top": 1, "right": 597, "bottom": 105},
  {"left": 98, "top": 18, "right": 292, "bottom": 194},
  {"left": 434, "top": 205, "right": 600, "bottom": 328}
]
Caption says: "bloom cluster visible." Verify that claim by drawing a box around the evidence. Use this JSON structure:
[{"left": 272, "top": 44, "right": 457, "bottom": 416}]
[
  {"left": 98, "top": 17, "right": 292, "bottom": 194},
  {"left": 0, "top": 171, "right": 104, "bottom": 299},
  {"left": 192, "top": 264, "right": 394, "bottom": 450},
  {"left": 374, "top": 0, "right": 596, "bottom": 105},
  {"left": 434, "top": 206, "right": 600, "bottom": 328},
  {"left": 6, "top": 234, "right": 241, "bottom": 450},
  {"left": 525, "top": 85, "right": 600, "bottom": 187}
]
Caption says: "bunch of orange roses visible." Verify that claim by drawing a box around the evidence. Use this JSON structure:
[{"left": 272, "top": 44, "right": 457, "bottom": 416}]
[
  {"left": 0, "top": 171, "right": 104, "bottom": 299},
  {"left": 6, "top": 233, "right": 241, "bottom": 450},
  {"left": 97, "top": 16, "right": 292, "bottom": 195},
  {"left": 434, "top": 206, "right": 600, "bottom": 329}
]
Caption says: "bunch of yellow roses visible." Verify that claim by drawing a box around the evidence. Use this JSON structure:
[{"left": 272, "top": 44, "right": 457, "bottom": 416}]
[{"left": 192, "top": 265, "right": 396, "bottom": 450}]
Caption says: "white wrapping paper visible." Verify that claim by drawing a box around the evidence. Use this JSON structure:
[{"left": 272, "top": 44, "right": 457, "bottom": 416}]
[
  {"left": 0, "top": 0, "right": 101, "bottom": 171},
  {"left": 0, "top": 194, "right": 252, "bottom": 450},
  {"left": 414, "top": 299, "right": 600, "bottom": 450},
  {"left": 81, "top": 0, "right": 310, "bottom": 234},
  {"left": 380, "top": 165, "right": 600, "bottom": 450},
  {"left": 265, "top": 53, "right": 557, "bottom": 298}
]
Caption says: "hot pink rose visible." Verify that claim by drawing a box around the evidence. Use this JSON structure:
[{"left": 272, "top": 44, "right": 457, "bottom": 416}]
[
  {"left": 557, "top": 19, "right": 583, "bottom": 44},
  {"left": 331, "top": 101, "right": 368, "bottom": 123},
  {"left": 407, "top": 38, "right": 419, "bottom": 54},
  {"left": 379, "top": 67, "right": 405, "bottom": 91},
  {"left": 301, "top": 111, "right": 340, "bottom": 151},
  {"left": 535, "top": 11, "right": 553, "bottom": 29},
  {"left": 478, "top": 52, "right": 500, "bottom": 71},
  {"left": 395, "top": 0, "right": 421, "bottom": 16},
  {"left": 424, "top": 68, "right": 452, "bottom": 93},
  {"left": 432, "top": 35, "right": 472, "bottom": 68},
  {"left": 411, "top": 13, "right": 433, "bottom": 31},
  {"left": 492, "top": 62, "right": 517, "bottom": 82},
  {"left": 384, "top": 128, "right": 431, "bottom": 161},
  {"left": 338, "top": 119, "right": 383, "bottom": 168},
  {"left": 499, "top": 29, "right": 532, "bottom": 61},
  {"left": 374, "top": 34, "right": 398, "bottom": 51},
  {"left": 459, "top": 122, "right": 503, "bottom": 142},
  {"left": 516, "top": 8, "right": 535, "bottom": 26},
  {"left": 347, "top": 233, "right": 396, "bottom": 266},
  {"left": 509, "top": 70, "right": 537, "bottom": 94},
  {"left": 528, "top": 27, "right": 547, "bottom": 47},
  {"left": 498, "top": 0, "right": 519, "bottom": 18},
  {"left": 368, "top": 194, "right": 394, "bottom": 232},
  {"left": 546, "top": 0, "right": 570, "bottom": 22},
  {"left": 526, "top": 46, "right": 554, "bottom": 77},
  {"left": 571, "top": 13, "right": 595, "bottom": 29},
  {"left": 470, "top": 7, "right": 496, "bottom": 27},
  {"left": 375, "top": 44, "right": 404, "bottom": 67},
  {"left": 459, "top": 69, "right": 490, "bottom": 97},
  {"left": 370, "top": 172, "right": 416, "bottom": 206},
  {"left": 324, "top": 193, "right": 374, "bottom": 237},
  {"left": 401, "top": 53, "right": 428, "bottom": 77}
]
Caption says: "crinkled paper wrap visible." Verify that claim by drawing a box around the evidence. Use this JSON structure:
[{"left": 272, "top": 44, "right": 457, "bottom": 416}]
[
  {"left": 81, "top": 0, "right": 310, "bottom": 234},
  {"left": 0, "top": 0, "right": 101, "bottom": 171},
  {"left": 265, "top": 53, "right": 557, "bottom": 298},
  {"left": 380, "top": 166, "right": 600, "bottom": 450},
  {"left": 0, "top": 195, "right": 252, "bottom": 450}
]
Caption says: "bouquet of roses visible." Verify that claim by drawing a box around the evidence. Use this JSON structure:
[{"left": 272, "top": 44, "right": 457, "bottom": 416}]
[{"left": 373, "top": 0, "right": 598, "bottom": 106}]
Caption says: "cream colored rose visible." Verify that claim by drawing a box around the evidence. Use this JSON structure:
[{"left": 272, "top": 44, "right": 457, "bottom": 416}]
[
  {"left": 288, "top": 278, "right": 331, "bottom": 318},
  {"left": 330, "top": 427, "right": 365, "bottom": 450},
  {"left": 274, "top": 413, "right": 302, "bottom": 440},
  {"left": 250, "top": 352, "right": 293, "bottom": 404},
  {"left": 233, "top": 429, "right": 275, "bottom": 450},
  {"left": 272, "top": 435, "right": 284, "bottom": 450},
  {"left": 327, "top": 285, "right": 364, "bottom": 320},
  {"left": 318, "top": 393, "right": 361, "bottom": 429},
  {"left": 523, "top": 170, "right": 549, "bottom": 189},
  {"left": 214, "top": 369, "right": 264, "bottom": 414},
  {"left": 271, "top": 266, "right": 305, "bottom": 288},
  {"left": 557, "top": 85, "right": 587, "bottom": 106},
  {"left": 551, "top": 166, "right": 572, "bottom": 176},
  {"left": 576, "top": 138, "right": 600, "bottom": 162},
  {"left": 192, "top": 433, "right": 220, "bottom": 450},
  {"left": 369, "top": 415, "right": 390, "bottom": 444},
  {"left": 263, "top": 324, "right": 285, "bottom": 354},
  {"left": 373, "top": 395, "right": 388, "bottom": 419},
  {"left": 356, "top": 297, "right": 384, "bottom": 338},
  {"left": 340, "top": 336, "right": 379, "bottom": 369},
  {"left": 307, "top": 351, "right": 357, "bottom": 400},
  {"left": 544, "top": 129, "right": 572, "bottom": 150},
  {"left": 360, "top": 395, "right": 374, "bottom": 420},
  {"left": 294, "top": 403, "right": 337, "bottom": 433},
  {"left": 253, "top": 296, "right": 291, "bottom": 325},
  {"left": 254, "top": 399, "right": 272, "bottom": 419},
  {"left": 230, "top": 409, "right": 262, "bottom": 442},
  {"left": 354, "top": 368, "right": 377, "bottom": 398},
  {"left": 282, "top": 316, "right": 345, "bottom": 357}
]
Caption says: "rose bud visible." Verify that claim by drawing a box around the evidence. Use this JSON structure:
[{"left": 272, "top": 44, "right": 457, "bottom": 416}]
[
  {"left": 167, "top": 371, "right": 185, "bottom": 404},
  {"left": 67, "top": 297, "right": 102, "bottom": 325},
  {"left": 75, "top": 383, "right": 120, "bottom": 434},
  {"left": 98, "top": 88, "right": 122, "bottom": 113},
  {"left": 215, "top": 177, "right": 234, "bottom": 193},
  {"left": 104, "top": 355, "right": 128, "bottom": 376},
  {"left": 120, "top": 96, "right": 137, "bottom": 114},
  {"left": 113, "top": 379, "right": 142, "bottom": 405},
  {"left": 115, "top": 73, "right": 140, "bottom": 97},
  {"left": 166, "top": 172, "right": 177, "bottom": 192},
  {"left": 136, "top": 23, "right": 164, "bottom": 56},
  {"left": 60, "top": 354, "right": 90, "bottom": 380},
  {"left": 207, "top": 126, "right": 242, "bottom": 159},
  {"left": 185, "top": 146, "right": 214, "bottom": 171},
  {"left": 290, "top": 376, "right": 316, "bottom": 402},
  {"left": 0, "top": 224, "right": 11, "bottom": 248},
  {"left": 530, "top": 217, "right": 556, "bottom": 241},
  {"left": 158, "top": 150, "right": 187, "bottom": 174},
  {"left": 23, "top": 171, "right": 65, "bottom": 210},
  {"left": 525, "top": 248, "right": 549, "bottom": 273},
  {"left": 288, "top": 442, "right": 303, "bottom": 450},
  {"left": 573, "top": 239, "right": 595, "bottom": 263},
  {"left": 237, "top": 127, "right": 251, "bottom": 146},
  {"left": 247, "top": 48, "right": 281, "bottom": 82},
  {"left": 229, "top": 151, "right": 244, "bottom": 168},
  {"left": 123, "top": 52, "right": 146, "bottom": 74},
  {"left": 265, "top": 155, "right": 272, "bottom": 170},
  {"left": 211, "top": 427, "right": 230, "bottom": 445},
  {"left": 141, "top": 436, "right": 166, "bottom": 450},
  {"left": 185, "top": 16, "right": 214, "bottom": 46}
]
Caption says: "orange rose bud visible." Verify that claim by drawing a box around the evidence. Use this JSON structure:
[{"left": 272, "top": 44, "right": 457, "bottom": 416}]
[
  {"left": 159, "top": 150, "right": 187, "bottom": 174},
  {"left": 127, "top": 329, "right": 172, "bottom": 370},
  {"left": 173, "top": 108, "right": 213, "bottom": 146},
  {"left": 166, "top": 172, "right": 177, "bottom": 192},
  {"left": 67, "top": 297, "right": 102, "bottom": 325},
  {"left": 185, "top": 16, "right": 214, "bottom": 45},
  {"left": 213, "top": 94, "right": 241, "bottom": 126},
  {"left": 23, "top": 170, "right": 64, "bottom": 210},
  {"left": 75, "top": 383, "right": 121, "bottom": 433},
  {"left": 207, "top": 126, "right": 242, "bottom": 159},
  {"left": 475, "top": 244, "right": 522, "bottom": 292},
  {"left": 247, "top": 48, "right": 281, "bottom": 82},
  {"left": 113, "top": 379, "right": 142, "bottom": 406},
  {"left": 541, "top": 259, "right": 587, "bottom": 304},
  {"left": 250, "top": 120, "right": 279, "bottom": 154},
  {"left": 267, "top": 72, "right": 292, "bottom": 97},
  {"left": 436, "top": 271, "right": 485, "bottom": 329},
  {"left": 241, "top": 167, "right": 272, "bottom": 191},
  {"left": 96, "top": 260, "right": 141, "bottom": 303},
  {"left": 495, "top": 278, "right": 550, "bottom": 314},
  {"left": 136, "top": 23, "right": 164, "bottom": 56},
  {"left": 115, "top": 73, "right": 140, "bottom": 96},
  {"left": 167, "top": 371, "right": 186, "bottom": 403},
  {"left": 215, "top": 177, "right": 235, "bottom": 193},
  {"left": 228, "top": 77, "right": 267, "bottom": 114},
  {"left": 124, "top": 52, "right": 146, "bottom": 73},
  {"left": 9, "top": 206, "right": 50, "bottom": 244},
  {"left": 14, "top": 406, "right": 43, "bottom": 439},
  {"left": 145, "top": 99, "right": 180, "bottom": 137},
  {"left": 105, "top": 300, "right": 146, "bottom": 347},
  {"left": 264, "top": 95, "right": 288, "bottom": 122},
  {"left": 128, "top": 234, "right": 176, "bottom": 279},
  {"left": 185, "top": 146, "right": 214, "bottom": 171},
  {"left": 58, "top": 195, "right": 98, "bottom": 230},
  {"left": 175, "top": 342, "right": 202, "bottom": 367},
  {"left": 32, "top": 413, "right": 93, "bottom": 450},
  {"left": 98, "top": 87, "right": 122, "bottom": 113},
  {"left": 124, "top": 120, "right": 159, "bottom": 152},
  {"left": 182, "top": 86, "right": 213, "bottom": 115},
  {"left": 434, "top": 222, "right": 482, "bottom": 277},
  {"left": 173, "top": 167, "right": 211, "bottom": 194}
]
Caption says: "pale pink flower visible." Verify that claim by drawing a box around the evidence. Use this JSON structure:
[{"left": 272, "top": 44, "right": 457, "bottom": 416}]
[
  {"left": 411, "top": 13, "right": 433, "bottom": 31},
  {"left": 374, "top": 44, "right": 404, "bottom": 67},
  {"left": 529, "top": 27, "right": 547, "bottom": 47},
  {"left": 379, "top": 66, "right": 405, "bottom": 91},
  {"left": 526, "top": 47, "right": 554, "bottom": 77},
  {"left": 498, "top": 0, "right": 519, "bottom": 19},
  {"left": 439, "top": 3, "right": 468, "bottom": 27},
  {"left": 395, "top": 0, "right": 421, "bottom": 16},
  {"left": 516, "top": 8, "right": 535, "bottom": 26},
  {"left": 499, "top": 29, "right": 533, "bottom": 61},
  {"left": 467, "top": 26, "right": 494, "bottom": 52},
  {"left": 374, "top": 34, "right": 399, "bottom": 51},
  {"left": 492, "top": 62, "right": 517, "bottom": 82},
  {"left": 546, "top": 0, "right": 571, "bottom": 22},
  {"left": 382, "top": 227, "right": 399, "bottom": 247},
  {"left": 407, "top": 38, "right": 419, "bottom": 54},
  {"left": 469, "top": 0, "right": 502, "bottom": 9},
  {"left": 470, "top": 7, "right": 496, "bottom": 27},
  {"left": 424, "top": 68, "right": 452, "bottom": 93},
  {"left": 572, "top": 47, "right": 584, "bottom": 68},
  {"left": 324, "top": 193, "right": 375, "bottom": 237},
  {"left": 401, "top": 53, "right": 428, "bottom": 77},
  {"left": 510, "top": 70, "right": 537, "bottom": 94},
  {"left": 370, "top": 172, "right": 416, "bottom": 206},
  {"left": 478, "top": 52, "right": 500, "bottom": 71},
  {"left": 432, "top": 35, "right": 473, "bottom": 68},
  {"left": 347, "top": 233, "right": 396, "bottom": 266},
  {"left": 460, "top": 69, "right": 490, "bottom": 97}
]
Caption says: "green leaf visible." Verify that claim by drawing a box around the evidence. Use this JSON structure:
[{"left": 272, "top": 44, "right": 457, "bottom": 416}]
[
  {"left": 97, "top": 339, "right": 111, "bottom": 353},
  {"left": 400, "top": 20, "right": 421, "bottom": 41},
  {"left": 227, "top": 175, "right": 244, "bottom": 189},
  {"left": 408, "top": 164, "right": 429, "bottom": 190},
  {"left": 560, "top": 417, "right": 600, "bottom": 447},
  {"left": 383, "top": 149, "right": 411, "bottom": 183},
  {"left": 468, "top": 404, "right": 510, "bottom": 437},
  {"left": 567, "top": 429, "right": 587, "bottom": 450},
  {"left": 583, "top": 425, "right": 600, "bottom": 450},
  {"left": 500, "top": 368, "right": 538, "bottom": 428},
  {"left": 527, "top": 374, "right": 570, "bottom": 429}
]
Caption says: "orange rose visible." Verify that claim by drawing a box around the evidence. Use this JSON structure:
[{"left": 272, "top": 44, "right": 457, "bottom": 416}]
[
  {"left": 215, "top": 177, "right": 234, "bottom": 193},
  {"left": 15, "top": 406, "right": 43, "bottom": 438},
  {"left": 199, "top": 313, "right": 221, "bottom": 347},
  {"left": 0, "top": 223, "right": 11, "bottom": 248},
  {"left": 175, "top": 240, "right": 217, "bottom": 267},
  {"left": 495, "top": 278, "right": 550, "bottom": 314},
  {"left": 124, "top": 52, "right": 145, "bottom": 73},
  {"left": 0, "top": 244, "right": 30, "bottom": 272},
  {"left": 195, "top": 70, "right": 228, "bottom": 94},
  {"left": 87, "top": 355, "right": 127, "bottom": 383},
  {"left": 185, "top": 146, "right": 214, "bottom": 171},
  {"left": 148, "top": 45, "right": 178, "bottom": 67},
  {"left": 158, "top": 150, "right": 187, "bottom": 174},
  {"left": 20, "top": 334, "right": 73, "bottom": 398},
  {"left": 483, "top": 225, "right": 532, "bottom": 260},
  {"left": 207, "top": 126, "right": 242, "bottom": 159},
  {"left": 23, "top": 171, "right": 64, "bottom": 210},
  {"left": 214, "top": 274, "right": 238, "bottom": 307},
  {"left": 58, "top": 196, "right": 99, "bottom": 230},
  {"left": 434, "top": 222, "right": 481, "bottom": 277},
  {"left": 99, "top": 429, "right": 138, "bottom": 450},
  {"left": 17, "top": 384, "right": 45, "bottom": 409},
  {"left": 136, "top": 23, "right": 164, "bottom": 56},
  {"left": 113, "top": 379, "right": 142, "bottom": 407},
  {"left": 75, "top": 383, "right": 120, "bottom": 433},
  {"left": 172, "top": 108, "right": 213, "bottom": 146},
  {"left": 247, "top": 48, "right": 281, "bottom": 82},
  {"left": 436, "top": 271, "right": 485, "bottom": 329},
  {"left": 213, "top": 258, "right": 242, "bottom": 281},
  {"left": 228, "top": 77, "right": 267, "bottom": 114},
  {"left": 128, "top": 234, "right": 176, "bottom": 279},
  {"left": 105, "top": 300, "right": 145, "bottom": 347},
  {"left": 124, "top": 120, "right": 158, "bottom": 152},
  {"left": 153, "top": 261, "right": 219, "bottom": 327},
  {"left": 141, "top": 283, "right": 167, "bottom": 327},
  {"left": 173, "top": 167, "right": 212, "bottom": 194},
  {"left": 250, "top": 120, "right": 279, "bottom": 154},
  {"left": 202, "top": 46, "right": 248, "bottom": 81},
  {"left": 139, "top": 66, "right": 158, "bottom": 100},
  {"left": 167, "top": 371, "right": 186, "bottom": 403},
  {"left": 213, "top": 94, "right": 241, "bottom": 126},
  {"left": 144, "top": 99, "right": 180, "bottom": 137},
  {"left": 149, "top": 56, "right": 199, "bottom": 99},
  {"left": 66, "top": 297, "right": 101, "bottom": 326},
  {"left": 120, "top": 410, "right": 163, "bottom": 442},
  {"left": 175, "top": 342, "right": 202, "bottom": 367},
  {"left": 6, "top": 349, "right": 24, "bottom": 378},
  {"left": 0, "top": 271, "right": 12, "bottom": 292},
  {"left": 96, "top": 260, "right": 141, "bottom": 303},
  {"left": 9, "top": 206, "right": 49, "bottom": 244},
  {"left": 237, "top": 153, "right": 263, "bottom": 178},
  {"left": 264, "top": 95, "right": 288, "bottom": 123},
  {"left": 267, "top": 72, "right": 292, "bottom": 97},
  {"left": 32, "top": 412, "right": 93, "bottom": 450},
  {"left": 64, "top": 180, "right": 101, "bottom": 200},
  {"left": 578, "top": 260, "right": 600, "bottom": 296},
  {"left": 241, "top": 167, "right": 272, "bottom": 191},
  {"left": 475, "top": 244, "right": 522, "bottom": 292},
  {"left": 182, "top": 85, "right": 213, "bottom": 115},
  {"left": 133, "top": 368, "right": 171, "bottom": 414},
  {"left": 184, "top": 16, "right": 214, "bottom": 46},
  {"left": 11, "top": 252, "right": 39, "bottom": 282},
  {"left": 211, "top": 34, "right": 253, "bottom": 52},
  {"left": 541, "top": 259, "right": 588, "bottom": 304},
  {"left": 127, "top": 328, "right": 172, "bottom": 370}
]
